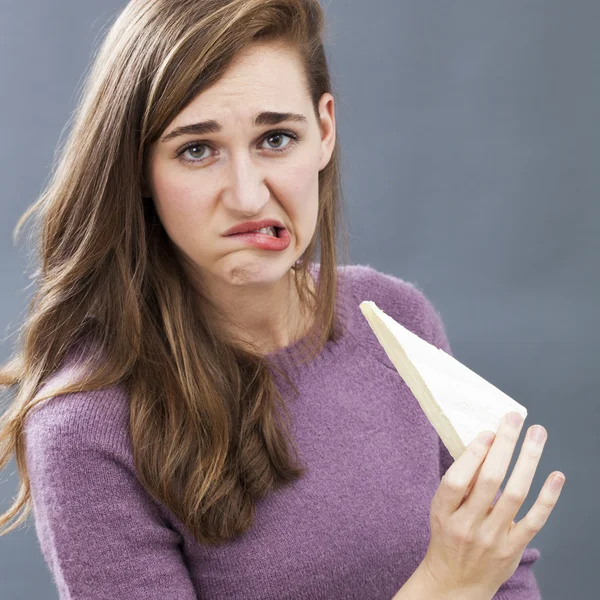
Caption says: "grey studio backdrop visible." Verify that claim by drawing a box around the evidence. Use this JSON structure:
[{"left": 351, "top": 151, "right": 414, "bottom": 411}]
[{"left": 0, "top": 1, "right": 598, "bottom": 598}]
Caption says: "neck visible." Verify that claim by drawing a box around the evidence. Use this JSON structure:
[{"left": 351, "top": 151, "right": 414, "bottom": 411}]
[{"left": 202, "top": 267, "right": 316, "bottom": 356}]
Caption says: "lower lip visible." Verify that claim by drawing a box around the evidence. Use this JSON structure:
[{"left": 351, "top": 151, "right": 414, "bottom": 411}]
[{"left": 226, "top": 228, "right": 291, "bottom": 251}]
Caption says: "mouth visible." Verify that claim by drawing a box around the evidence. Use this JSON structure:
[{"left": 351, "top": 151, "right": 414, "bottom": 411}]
[
  {"left": 228, "top": 226, "right": 282, "bottom": 238},
  {"left": 224, "top": 225, "right": 291, "bottom": 250}
]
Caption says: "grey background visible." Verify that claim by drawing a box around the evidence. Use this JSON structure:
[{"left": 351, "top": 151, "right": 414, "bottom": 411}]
[{"left": 1, "top": 0, "right": 598, "bottom": 598}]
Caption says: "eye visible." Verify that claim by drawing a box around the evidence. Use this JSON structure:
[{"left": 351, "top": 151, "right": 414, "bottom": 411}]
[
  {"left": 176, "top": 129, "right": 300, "bottom": 165},
  {"left": 260, "top": 131, "right": 296, "bottom": 151}
]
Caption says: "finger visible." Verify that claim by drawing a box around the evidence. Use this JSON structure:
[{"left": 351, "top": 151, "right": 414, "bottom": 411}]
[
  {"left": 485, "top": 424, "right": 547, "bottom": 534},
  {"left": 464, "top": 462, "right": 483, "bottom": 499},
  {"left": 436, "top": 430, "right": 496, "bottom": 516},
  {"left": 509, "top": 471, "right": 566, "bottom": 549},
  {"left": 458, "top": 412, "right": 524, "bottom": 521}
]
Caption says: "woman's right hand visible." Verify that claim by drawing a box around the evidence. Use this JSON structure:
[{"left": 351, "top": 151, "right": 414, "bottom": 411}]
[{"left": 421, "top": 411, "right": 565, "bottom": 599}]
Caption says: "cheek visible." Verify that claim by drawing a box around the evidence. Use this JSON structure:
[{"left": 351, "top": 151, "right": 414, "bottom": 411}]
[
  {"left": 152, "top": 178, "right": 212, "bottom": 242},
  {"left": 275, "top": 158, "right": 319, "bottom": 214}
]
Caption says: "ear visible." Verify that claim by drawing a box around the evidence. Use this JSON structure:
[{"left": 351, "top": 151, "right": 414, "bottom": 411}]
[{"left": 317, "top": 92, "right": 336, "bottom": 172}]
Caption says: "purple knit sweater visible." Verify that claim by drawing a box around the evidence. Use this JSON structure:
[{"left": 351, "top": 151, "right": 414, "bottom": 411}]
[{"left": 24, "top": 263, "right": 542, "bottom": 599}]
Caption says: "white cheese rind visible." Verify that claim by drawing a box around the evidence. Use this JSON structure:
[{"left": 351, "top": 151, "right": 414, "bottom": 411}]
[{"left": 359, "top": 300, "right": 528, "bottom": 460}]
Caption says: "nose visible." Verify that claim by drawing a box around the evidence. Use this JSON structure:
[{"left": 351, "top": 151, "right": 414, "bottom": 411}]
[{"left": 221, "top": 152, "right": 270, "bottom": 213}]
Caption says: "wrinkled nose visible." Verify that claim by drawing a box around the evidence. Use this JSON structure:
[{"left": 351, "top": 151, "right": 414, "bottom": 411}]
[{"left": 221, "top": 154, "right": 270, "bottom": 213}]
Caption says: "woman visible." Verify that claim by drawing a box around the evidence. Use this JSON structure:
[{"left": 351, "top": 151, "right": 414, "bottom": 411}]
[{"left": 0, "top": 1, "right": 563, "bottom": 599}]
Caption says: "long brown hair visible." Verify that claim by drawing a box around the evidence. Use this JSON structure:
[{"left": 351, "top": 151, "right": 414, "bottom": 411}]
[{"left": 0, "top": 0, "right": 350, "bottom": 545}]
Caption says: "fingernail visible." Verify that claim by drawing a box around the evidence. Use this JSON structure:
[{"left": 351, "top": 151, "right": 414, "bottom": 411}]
[
  {"left": 530, "top": 425, "right": 546, "bottom": 443},
  {"left": 550, "top": 475, "right": 565, "bottom": 491},
  {"left": 479, "top": 431, "right": 495, "bottom": 445},
  {"left": 507, "top": 412, "right": 523, "bottom": 427}
]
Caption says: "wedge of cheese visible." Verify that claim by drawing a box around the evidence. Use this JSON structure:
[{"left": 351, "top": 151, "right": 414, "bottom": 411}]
[{"left": 359, "top": 300, "right": 528, "bottom": 461}]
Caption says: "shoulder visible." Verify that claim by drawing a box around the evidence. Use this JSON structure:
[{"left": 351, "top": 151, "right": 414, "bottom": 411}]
[
  {"left": 22, "top": 369, "right": 194, "bottom": 588},
  {"left": 339, "top": 263, "right": 450, "bottom": 365},
  {"left": 24, "top": 362, "right": 132, "bottom": 467},
  {"left": 340, "top": 263, "right": 440, "bottom": 339}
]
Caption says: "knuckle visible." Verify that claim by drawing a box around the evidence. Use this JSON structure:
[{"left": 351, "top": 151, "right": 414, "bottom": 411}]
[
  {"left": 524, "top": 516, "right": 544, "bottom": 534},
  {"left": 478, "top": 530, "right": 497, "bottom": 550},
  {"left": 461, "top": 532, "right": 477, "bottom": 546},
  {"left": 468, "top": 444, "right": 489, "bottom": 460},
  {"left": 520, "top": 506, "right": 550, "bottom": 535},
  {"left": 499, "top": 544, "right": 519, "bottom": 561},
  {"left": 503, "top": 488, "right": 526, "bottom": 506},
  {"left": 454, "top": 524, "right": 476, "bottom": 545},
  {"left": 526, "top": 445, "right": 544, "bottom": 460},
  {"left": 479, "top": 470, "right": 503, "bottom": 489},
  {"left": 442, "top": 474, "right": 466, "bottom": 494},
  {"left": 498, "top": 429, "right": 518, "bottom": 444},
  {"left": 539, "top": 495, "right": 557, "bottom": 511}
]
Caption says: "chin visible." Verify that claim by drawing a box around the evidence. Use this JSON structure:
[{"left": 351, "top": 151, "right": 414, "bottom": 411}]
[{"left": 222, "top": 262, "right": 288, "bottom": 286}]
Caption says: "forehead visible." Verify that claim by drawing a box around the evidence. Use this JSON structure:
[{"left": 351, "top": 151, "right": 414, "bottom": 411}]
[{"left": 177, "top": 42, "right": 309, "bottom": 123}]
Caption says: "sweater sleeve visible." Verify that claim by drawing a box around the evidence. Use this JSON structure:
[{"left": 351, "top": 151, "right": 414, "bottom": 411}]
[
  {"left": 24, "top": 394, "right": 198, "bottom": 600},
  {"left": 420, "top": 290, "right": 543, "bottom": 600}
]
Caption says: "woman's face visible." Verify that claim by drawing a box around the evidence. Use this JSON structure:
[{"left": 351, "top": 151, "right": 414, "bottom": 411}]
[{"left": 144, "top": 40, "right": 336, "bottom": 292}]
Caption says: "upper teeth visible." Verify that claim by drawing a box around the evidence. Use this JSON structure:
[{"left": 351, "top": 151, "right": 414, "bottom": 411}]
[{"left": 249, "top": 227, "right": 276, "bottom": 236}]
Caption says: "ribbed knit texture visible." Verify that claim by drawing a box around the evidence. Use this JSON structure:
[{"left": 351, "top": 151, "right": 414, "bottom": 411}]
[{"left": 24, "top": 263, "right": 542, "bottom": 599}]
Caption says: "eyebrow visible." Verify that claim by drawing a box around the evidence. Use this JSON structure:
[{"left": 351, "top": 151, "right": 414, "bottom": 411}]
[{"left": 160, "top": 111, "right": 308, "bottom": 143}]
